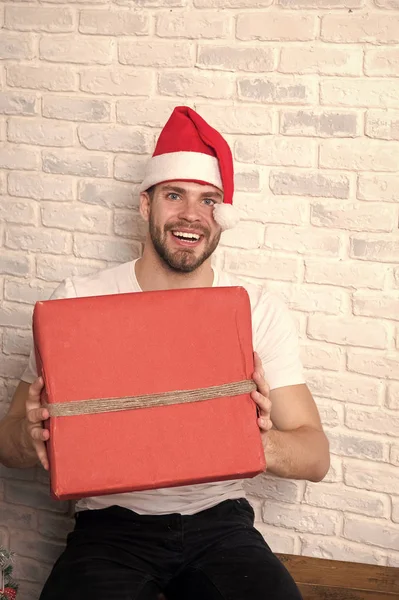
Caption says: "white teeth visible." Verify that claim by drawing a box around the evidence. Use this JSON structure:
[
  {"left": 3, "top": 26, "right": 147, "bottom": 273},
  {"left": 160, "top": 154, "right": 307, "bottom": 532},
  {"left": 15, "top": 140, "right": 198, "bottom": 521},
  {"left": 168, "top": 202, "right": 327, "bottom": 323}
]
[{"left": 173, "top": 231, "right": 200, "bottom": 240}]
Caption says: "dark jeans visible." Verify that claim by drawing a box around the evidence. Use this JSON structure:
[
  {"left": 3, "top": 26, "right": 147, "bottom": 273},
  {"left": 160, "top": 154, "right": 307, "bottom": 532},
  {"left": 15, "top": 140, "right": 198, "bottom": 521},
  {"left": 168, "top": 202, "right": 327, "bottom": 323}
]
[{"left": 40, "top": 499, "right": 302, "bottom": 600}]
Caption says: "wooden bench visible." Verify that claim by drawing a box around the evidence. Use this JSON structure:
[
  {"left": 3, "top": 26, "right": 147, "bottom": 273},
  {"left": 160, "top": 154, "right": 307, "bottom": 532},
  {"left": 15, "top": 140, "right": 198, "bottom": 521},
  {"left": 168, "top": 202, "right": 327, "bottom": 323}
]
[{"left": 277, "top": 554, "right": 399, "bottom": 599}]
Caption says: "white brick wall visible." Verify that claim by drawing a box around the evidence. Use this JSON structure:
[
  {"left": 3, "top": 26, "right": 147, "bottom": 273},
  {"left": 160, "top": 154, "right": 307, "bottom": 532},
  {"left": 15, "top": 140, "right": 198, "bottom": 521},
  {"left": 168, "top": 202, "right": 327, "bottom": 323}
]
[{"left": 0, "top": 1, "right": 398, "bottom": 597}]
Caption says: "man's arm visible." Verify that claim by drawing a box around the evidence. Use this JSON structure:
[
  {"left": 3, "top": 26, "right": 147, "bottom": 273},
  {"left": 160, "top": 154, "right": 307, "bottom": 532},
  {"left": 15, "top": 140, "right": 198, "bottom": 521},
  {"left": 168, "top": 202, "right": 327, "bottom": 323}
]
[
  {"left": 252, "top": 354, "right": 330, "bottom": 483},
  {"left": 0, "top": 378, "right": 49, "bottom": 470}
]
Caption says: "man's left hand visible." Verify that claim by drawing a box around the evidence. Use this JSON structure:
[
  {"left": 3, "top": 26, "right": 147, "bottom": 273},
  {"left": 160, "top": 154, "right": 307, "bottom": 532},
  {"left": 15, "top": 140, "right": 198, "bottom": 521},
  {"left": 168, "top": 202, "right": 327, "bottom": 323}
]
[{"left": 251, "top": 352, "right": 273, "bottom": 433}]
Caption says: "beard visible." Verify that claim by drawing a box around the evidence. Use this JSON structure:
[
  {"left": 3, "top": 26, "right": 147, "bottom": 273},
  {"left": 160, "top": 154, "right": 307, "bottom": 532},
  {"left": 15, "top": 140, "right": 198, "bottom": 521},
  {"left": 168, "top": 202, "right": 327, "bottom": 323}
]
[{"left": 149, "top": 217, "right": 221, "bottom": 273}]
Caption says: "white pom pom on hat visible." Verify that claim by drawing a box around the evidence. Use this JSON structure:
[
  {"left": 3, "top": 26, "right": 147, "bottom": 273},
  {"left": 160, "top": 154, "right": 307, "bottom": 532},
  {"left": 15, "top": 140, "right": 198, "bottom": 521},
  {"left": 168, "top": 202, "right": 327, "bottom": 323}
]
[{"left": 139, "top": 106, "right": 239, "bottom": 231}]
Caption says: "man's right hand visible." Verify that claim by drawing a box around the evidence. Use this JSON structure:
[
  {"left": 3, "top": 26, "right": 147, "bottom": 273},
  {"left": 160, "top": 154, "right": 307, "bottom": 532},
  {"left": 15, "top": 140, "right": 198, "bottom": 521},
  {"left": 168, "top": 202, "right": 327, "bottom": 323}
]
[{"left": 25, "top": 377, "right": 50, "bottom": 470}]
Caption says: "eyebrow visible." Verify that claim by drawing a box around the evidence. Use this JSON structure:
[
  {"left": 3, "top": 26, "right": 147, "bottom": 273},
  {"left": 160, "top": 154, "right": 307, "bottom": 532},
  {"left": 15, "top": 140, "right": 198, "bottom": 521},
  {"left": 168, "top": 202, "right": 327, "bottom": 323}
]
[{"left": 161, "top": 184, "right": 223, "bottom": 200}]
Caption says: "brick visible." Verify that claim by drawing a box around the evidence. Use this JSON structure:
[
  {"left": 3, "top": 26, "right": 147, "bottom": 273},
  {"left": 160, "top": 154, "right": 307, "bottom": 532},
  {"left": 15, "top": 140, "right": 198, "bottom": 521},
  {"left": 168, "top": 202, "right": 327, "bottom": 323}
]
[
  {"left": 353, "top": 292, "right": 399, "bottom": 321},
  {"left": 157, "top": 11, "right": 230, "bottom": 38},
  {"left": 366, "top": 110, "right": 399, "bottom": 141},
  {"left": 196, "top": 104, "right": 274, "bottom": 134},
  {"left": 307, "top": 315, "right": 388, "bottom": 349},
  {"left": 78, "top": 179, "right": 139, "bottom": 209},
  {"left": 304, "top": 482, "right": 389, "bottom": 518},
  {"left": 322, "top": 15, "right": 399, "bottom": 44},
  {"left": 357, "top": 173, "right": 399, "bottom": 202},
  {"left": 5, "top": 6, "right": 73, "bottom": 32},
  {"left": 0, "top": 502, "right": 37, "bottom": 529},
  {"left": 265, "top": 226, "right": 341, "bottom": 256},
  {"left": 74, "top": 233, "right": 141, "bottom": 263},
  {"left": 0, "top": 251, "right": 31, "bottom": 277},
  {"left": 235, "top": 137, "right": 315, "bottom": 167},
  {"left": 6, "top": 64, "right": 76, "bottom": 92},
  {"left": 237, "top": 13, "right": 315, "bottom": 41},
  {"left": 315, "top": 399, "right": 344, "bottom": 427},
  {"left": 277, "top": 284, "right": 343, "bottom": 314},
  {"left": 119, "top": 40, "right": 193, "bottom": 68},
  {"left": 8, "top": 117, "right": 74, "bottom": 148},
  {"left": 42, "top": 203, "right": 110, "bottom": 234},
  {"left": 114, "top": 210, "right": 148, "bottom": 240},
  {"left": 350, "top": 235, "right": 399, "bottom": 263},
  {"left": 195, "top": 0, "right": 272, "bottom": 5},
  {"left": 46, "top": 0, "right": 109, "bottom": 3},
  {"left": 10, "top": 530, "right": 65, "bottom": 564},
  {"left": 320, "top": 139, "right": 398, "bottom": 172},
  {"left": 114, "top": 155, "right": 147, "bottom": 183},
  {"left": 311, "top": 201, "right": 396, "bottom": 232},
  {"left": 348, "top": 348, "right": 399, "bottom": 380},
  {"left": 3, "top": 328, "right": 32, "bottom": 355},
  {"left": 280, "top": 0, "right": 363, "bottom": 6},
  {"left": 0, "top": 196, "right": 37, "bottom": 226},
  {"left": 387, "top": 383, "right": 399, "bottom": 410},
  {"left": 344, "top": 516, "right": 399, "bottom": 551},
  {"left": 393, "top": 497, "right": 399, "bottom": 524},
  {"left": 0, "top": 32, "right": 34, "bottom": 59},
  {"left": 8, "top": 172, "right": 74, "bottom": 202},
  {"left": 365, "top": 48, "right": 399, "bottom": 77},
  {"left": 42, "top": 149, "right": 110, "bottom": 178},
  {"left": 345, "top": 460, "right": 398, "bottom": 494},
  {"left": 234, "top": 168, "right": 261, "bottom": 192},
  {"left": 238, "top": 75, "right": 317, "bottom": 105},
  {"left": 221, "top": 221, "right": 265, "bottom": 250},
  {"left": 43, "top": 96, "right": 111, "bottom": 122},
  {"left": 305, "top": 371, "right": 384, "bottom": 406},
  {"left": 0, "top": 146, "right": 39, "bottom": 171},
  {"left": 38, "top": 512, "right": 73, "bottom": 540},
  {"left": 36, "top": 255, "right": 103, "bottom": 282},
  {"left": 0, "top": 93, "right": 37, "bottom": 116},
  {"left": 80, "top": 9, "right": 148, "bottom": 35},
  {"left": 244, "top": 473, "right": 303, "bottom": 503},
  {"left": 263, "top": 501, "right": 338, "bottom": 535},
  {"left": 5, "top": 479, "right": 69, "bottom": 512},
  {"left": 116, "top": 99, "right": 183, "bottom": 127},
  {"left": 270, "top": 170, "right": 350, "bottom": 198},
  {"left": 0, "top": 352, "right": 29, "bottom": 377},
  {"left": 78, "top": 124, "right": 151, "bottom": 153},
  {"left": 300, "top": 343, "right": 342, "bottom": 371},
  {"left": 321, "top": 79, "right": 399, "bottom": 108},
  {"left": 224, "top": 249, "right": 298, "bottom": 282},
  {"left": 13, "top": 556, "right": 51, "bottom": 584},
  {"left": 40, "top": 35, "right": 113, "bottom": 64},
  {"left": 305, "top": 260, "right": 386, "bottom": 291},
  {"left": 300, "top": 537, "right": 386, "bottom": 565},
  {"left": 80, "top": 68, "right": 152, "bottom": 96},
  {"left": 281, "top": 109, "right": 358, "bottom": 138},
  {"left": 253, "top": 523, "right": 296, "bottom": 554},
  {"left": 236, "top": 194, "right": 306, "bottom": 226},
  {"left": 328, "top": 431, "right": 385, "bottom": 461},
  {"left": 159, "top": 71, "right": 234, "bottom": 99},
  {"left": 346, "top": 406, "right": 399, "bottom": 437},
  {"left": 197, "top": 45, "right": 274, "bottom": 72},
  {"left": 6, "top": 225, "right": 71, "bottom": 255}
]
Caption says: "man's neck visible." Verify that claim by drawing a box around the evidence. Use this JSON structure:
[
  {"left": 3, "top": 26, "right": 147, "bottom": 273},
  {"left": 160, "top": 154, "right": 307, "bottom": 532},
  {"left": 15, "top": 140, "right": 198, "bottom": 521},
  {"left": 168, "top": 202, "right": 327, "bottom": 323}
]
[{"left": 135, "top": 250, "right": 214, "bottom": 292}]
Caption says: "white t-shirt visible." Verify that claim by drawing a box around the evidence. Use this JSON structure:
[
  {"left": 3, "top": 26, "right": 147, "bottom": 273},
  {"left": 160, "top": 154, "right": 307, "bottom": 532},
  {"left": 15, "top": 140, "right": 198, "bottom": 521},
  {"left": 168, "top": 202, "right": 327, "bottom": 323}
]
[{"left": 21, "top": 260, "right": 305, "bottom": 515}]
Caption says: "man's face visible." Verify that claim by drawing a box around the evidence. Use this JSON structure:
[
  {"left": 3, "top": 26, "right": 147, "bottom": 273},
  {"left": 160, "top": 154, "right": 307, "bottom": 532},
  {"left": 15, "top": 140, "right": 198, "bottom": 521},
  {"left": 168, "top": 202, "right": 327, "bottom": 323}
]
[{"left": 140, "top": 181, "right": 223, "bottom": 273}]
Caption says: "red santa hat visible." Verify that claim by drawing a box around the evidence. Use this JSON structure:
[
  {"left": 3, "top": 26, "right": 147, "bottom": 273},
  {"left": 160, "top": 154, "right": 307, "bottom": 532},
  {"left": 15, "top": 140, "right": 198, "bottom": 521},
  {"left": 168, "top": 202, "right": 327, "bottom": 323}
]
[{"left": 139, "top": 106, "right": 240, "bottom": 230}]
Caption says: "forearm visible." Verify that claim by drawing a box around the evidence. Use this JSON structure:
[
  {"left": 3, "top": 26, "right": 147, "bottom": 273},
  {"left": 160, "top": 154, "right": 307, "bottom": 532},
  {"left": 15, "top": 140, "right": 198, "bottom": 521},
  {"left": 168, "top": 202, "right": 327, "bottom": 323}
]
[
  {"left": 263, "top": 426, "right": 330, "bottom": 482},
  {"left": 0, "top": 416, "right": 38, "bottom": 469}
]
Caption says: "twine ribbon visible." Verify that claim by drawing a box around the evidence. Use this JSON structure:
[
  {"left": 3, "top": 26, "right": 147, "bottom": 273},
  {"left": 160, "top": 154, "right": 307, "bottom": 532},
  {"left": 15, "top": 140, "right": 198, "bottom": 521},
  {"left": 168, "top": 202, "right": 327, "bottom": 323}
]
[{"left": 44, "top": 379, "right": 257, "bottom": 418}]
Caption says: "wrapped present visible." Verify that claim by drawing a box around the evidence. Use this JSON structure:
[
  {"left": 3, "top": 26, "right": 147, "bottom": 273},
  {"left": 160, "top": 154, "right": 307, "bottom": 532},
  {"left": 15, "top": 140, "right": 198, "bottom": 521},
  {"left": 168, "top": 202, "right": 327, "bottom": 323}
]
[{"left": 33, "top": 286, "right": 266, "bottom": 500}]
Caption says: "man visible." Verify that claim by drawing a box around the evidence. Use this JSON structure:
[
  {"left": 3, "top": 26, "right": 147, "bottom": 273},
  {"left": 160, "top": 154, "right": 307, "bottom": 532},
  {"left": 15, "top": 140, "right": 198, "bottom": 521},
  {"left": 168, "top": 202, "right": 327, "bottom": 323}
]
[{"left": 0, "top": 106, "right": 330, "bottom": 599}]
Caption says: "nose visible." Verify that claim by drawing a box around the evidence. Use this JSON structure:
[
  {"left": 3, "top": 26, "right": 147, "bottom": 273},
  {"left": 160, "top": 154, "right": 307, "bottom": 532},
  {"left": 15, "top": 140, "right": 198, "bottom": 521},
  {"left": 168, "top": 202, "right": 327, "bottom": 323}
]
[{"left": 177, "top": 198, "right": 201, "bottom": 222}]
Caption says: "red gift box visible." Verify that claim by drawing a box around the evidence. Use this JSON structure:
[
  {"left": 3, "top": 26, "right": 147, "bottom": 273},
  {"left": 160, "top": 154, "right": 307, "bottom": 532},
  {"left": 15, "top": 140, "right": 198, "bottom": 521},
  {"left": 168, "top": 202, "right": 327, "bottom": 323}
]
[{"left": 33, "top": 286, "right": 266, "bottom": 500}]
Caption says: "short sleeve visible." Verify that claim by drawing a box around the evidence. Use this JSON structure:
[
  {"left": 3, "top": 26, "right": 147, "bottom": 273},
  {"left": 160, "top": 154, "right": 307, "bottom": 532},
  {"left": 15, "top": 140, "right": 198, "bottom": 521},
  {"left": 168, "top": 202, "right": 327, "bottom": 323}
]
[
  {"left": 253, "top": 292, "right": 305, "bottom": 391},
  {"left": 20, "top": 278, "right": 77, "bottom": 384}
]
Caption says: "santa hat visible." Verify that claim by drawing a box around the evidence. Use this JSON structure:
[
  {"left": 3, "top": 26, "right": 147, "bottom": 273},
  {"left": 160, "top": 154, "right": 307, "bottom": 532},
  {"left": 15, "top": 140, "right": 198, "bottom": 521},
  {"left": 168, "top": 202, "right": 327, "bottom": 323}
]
[{"left": 139, "top": 106, "right": 240, "bottom": 230}]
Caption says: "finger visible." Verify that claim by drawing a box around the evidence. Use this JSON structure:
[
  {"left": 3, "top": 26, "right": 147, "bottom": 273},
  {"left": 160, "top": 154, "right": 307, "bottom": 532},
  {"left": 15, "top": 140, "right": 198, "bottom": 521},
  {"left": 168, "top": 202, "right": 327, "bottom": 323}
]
[
  {"left": 33, "top": 440, "right": 49, "bottom": 471},
  {"left": 257, "top": 414, "right": 273, "bottom": 432},
  {"left": 26, "top": 407, "right": 49, "bottom": 424},
  {"left": 251, "top": 389, "right": 272, "bottom": 417},
  {"left": 30, "top": 424, "right": 50, "bottom": 442},
  {"left": 252, "top": 371, "right": 270, "bottom": 398},
  {"left": 26, "top": 377, "right": 45, "bottom": 410}
]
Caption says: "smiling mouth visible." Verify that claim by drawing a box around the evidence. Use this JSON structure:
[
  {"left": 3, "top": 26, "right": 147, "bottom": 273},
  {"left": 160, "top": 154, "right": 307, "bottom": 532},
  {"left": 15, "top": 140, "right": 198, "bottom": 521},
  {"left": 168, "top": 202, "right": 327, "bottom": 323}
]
[{"left": 171, "top": 231, "right": 201, "bottom": 243}]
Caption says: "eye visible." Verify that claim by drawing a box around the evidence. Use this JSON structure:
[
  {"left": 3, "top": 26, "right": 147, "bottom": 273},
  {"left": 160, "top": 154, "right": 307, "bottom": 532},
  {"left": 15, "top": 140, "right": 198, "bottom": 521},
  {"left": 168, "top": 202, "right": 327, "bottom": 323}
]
[
  {"left": 167, "top": 193, "right": 180, "bottom": 200},
  {"left": 203, "top": 198, "right": 216, "bottom": 207}
]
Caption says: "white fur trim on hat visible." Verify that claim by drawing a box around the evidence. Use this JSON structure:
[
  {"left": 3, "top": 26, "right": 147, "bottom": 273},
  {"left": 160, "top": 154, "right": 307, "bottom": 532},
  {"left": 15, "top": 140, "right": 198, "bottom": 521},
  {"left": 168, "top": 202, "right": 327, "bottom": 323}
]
[
  {"left": 213, "top": 203, "right": 240, "bottom": 231},
  {"left": 139, "top": 151, "right": 222, "bottom": 193}
]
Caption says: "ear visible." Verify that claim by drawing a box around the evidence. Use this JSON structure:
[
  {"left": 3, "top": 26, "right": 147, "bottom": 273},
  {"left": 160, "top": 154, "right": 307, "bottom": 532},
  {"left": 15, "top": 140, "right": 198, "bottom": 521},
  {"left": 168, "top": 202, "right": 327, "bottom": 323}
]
[{"left": 139, "top": 191, "right": 151, "bottom": 222}]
